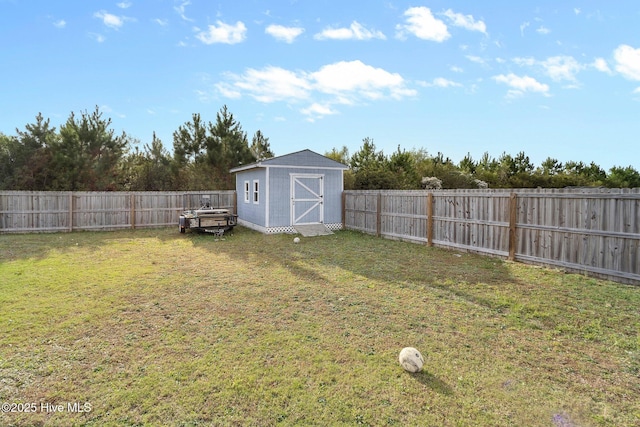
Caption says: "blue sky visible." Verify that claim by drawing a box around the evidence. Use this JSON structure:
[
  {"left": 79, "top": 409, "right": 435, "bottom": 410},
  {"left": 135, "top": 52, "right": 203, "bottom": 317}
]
[{"left": 2, "top": 1, "right": 640, "bottom": 171}]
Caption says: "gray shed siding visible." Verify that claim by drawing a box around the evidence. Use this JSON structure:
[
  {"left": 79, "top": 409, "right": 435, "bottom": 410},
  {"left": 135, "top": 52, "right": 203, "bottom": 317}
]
[
  {"left": 267, "top": 167, "right": 344, "bottom": 228},
  {"left": 234, "top": 168, "right": 266, "bottom": 227}
]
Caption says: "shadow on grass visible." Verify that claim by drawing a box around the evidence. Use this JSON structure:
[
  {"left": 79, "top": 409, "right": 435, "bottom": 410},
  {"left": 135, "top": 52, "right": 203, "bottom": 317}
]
[
  {"left": 227, "top": 228, "right": 516, "bottom": 311},
  {"left": 408, "top": 370, "right": 454, "bottom": 396},
  {"left": 179, "top": 227, "right": 521, "bottom": 315},
  {"left": 0, "top": 226, "right": 517, "bottom": 316}
]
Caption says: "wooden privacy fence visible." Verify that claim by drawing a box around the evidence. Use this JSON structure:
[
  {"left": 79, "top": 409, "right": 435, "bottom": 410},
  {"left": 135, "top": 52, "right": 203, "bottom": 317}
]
[
  {"left": 0, "top": 191, "right": 236, "bottom": 233},
  {"left": 343, "top": 188, "right": 640, "bottom": 285}
]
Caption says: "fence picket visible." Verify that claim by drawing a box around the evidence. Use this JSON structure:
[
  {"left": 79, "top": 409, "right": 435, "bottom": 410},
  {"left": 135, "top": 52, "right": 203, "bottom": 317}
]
[
  {"left": 343, "top": 189, "right": 640, "bottom": 285},
  {"left": 0, "top": 191, "right": 236, "bottom": 233}
]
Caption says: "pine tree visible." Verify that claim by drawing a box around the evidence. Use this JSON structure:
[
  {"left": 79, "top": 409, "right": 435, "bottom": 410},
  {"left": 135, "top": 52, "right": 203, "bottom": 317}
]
[
  {"left": 250, "top": 130, "right": 274, "bottom": 160},
  {"left": 6, "top": 113, "right": 57, "bottom": 189},
  {"left": 208, "top": 105, "right": 256, "bottom": 188},
  {"left": 50, "top": 107, "right": 128, "bottom": 190}
]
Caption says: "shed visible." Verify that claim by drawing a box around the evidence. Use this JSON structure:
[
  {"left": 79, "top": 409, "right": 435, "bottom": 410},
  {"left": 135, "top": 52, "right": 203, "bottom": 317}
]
[{"left": 229, "top": 149, "right": 348, "bottom": 234}]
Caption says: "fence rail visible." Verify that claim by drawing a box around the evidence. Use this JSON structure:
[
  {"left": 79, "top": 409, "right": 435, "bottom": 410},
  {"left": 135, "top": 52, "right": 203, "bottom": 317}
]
[
  {"left": 0, "top": 191, "right": 236, "bottom": 233},
  {"left": 343, "top": 188, "right": 640, "bottom": 285}
]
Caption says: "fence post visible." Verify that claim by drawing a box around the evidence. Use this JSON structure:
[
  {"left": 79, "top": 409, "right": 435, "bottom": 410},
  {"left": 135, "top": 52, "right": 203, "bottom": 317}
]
[
  {"left": 341, "top": 191, "right": 346, "bottom": 230},
  {"left": 376, "top": 192, "right": 382, "bottom": 237},
  {"left": 509, "top": 192, "right": 517, "bottom": 261},
  {"left": 427, "top": 192, "right": 433, "bottom": 246},
  {"left": 233, "top": 191, "right": 238, "bottom": 215},
  {"left": 69, "top": 192, "right": 73, "bottom": 232},
  {"left": 130, "top": 193, "right": 136, "bottom": 229}
]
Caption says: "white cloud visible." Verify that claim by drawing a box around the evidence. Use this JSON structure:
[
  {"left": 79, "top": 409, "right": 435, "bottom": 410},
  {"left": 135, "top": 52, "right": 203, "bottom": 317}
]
[
  {"left": 301, "top": 103, "right": 338, "bottom": 121},
  {"left": 310, "top": 60, "right": 414, "bottom": 100},
  {"left": 593, "top": 57, "right": 612, "bottom": 74},
  {"left": 195, "top": 21, "right": 247, "bottom": 44},
  {"left": 53, "top": 19, "right": 66, "bottom": 29},
  {"left": 493, "top": 73, "right": 550, "bottom": 98},
  {"left": 195, "top": 89, "right": 214, "bottom": 103},
  {"left": 222, "top": 66, "right": 311, "bottom": 103},
  {"left": 214, "top": 83, "right": 241, "bottom": 99},
  {"left": 574, "top": 8, "right": 581, "bottom": 15},
  {"left": 442, "top": 9, "right": 486, "bottom": 34},
  {"left": 613, "top": 44, "right": 640, "bottom": 81},
  {"left": 216, "top": 60, "right": 415, "bottom": 120},
  {"left": 432, "top": 77, "right": 462, "bottom": 88},
  {"left": 419, "top": 78, "right": 462, "bottom": 88},
  {"left": 88, "top": 32, "right": 106, "bottom": 43},
  {"left": 513, "top": 56, "right": 536, "bottom": 67},
  {"left": 519, "top": 22, "right": 529, "bottom": 36},
  {"left": 265, "top": 24, "right": 304, "bottom": 43},
  {"left": 466, "top": 55, "right": 487, "bottom": 66},
  {"left": 314, "top": 21, "right": 386, "bottom": 41},
  {"left": 536, "top": 26, "right": 551, "bottom": 35},
  {"left": 174, "top": 0, "right": 193, "bottom": 22},
  {"left": 154, "top": 18, "right": 168, "bottom": 26},
  {"left": 541, "top": 56, "right": 582, "bottom": 82},
  {"left": 514, "top": 55, "right": 584, "bottom": 84},
  {"left": 117, "top": 1, "right": 132, "bottom": 9},
  {"left": 396, "top": 7, "right": 449, "bottom": 42},
  {"left": 94, "top": 10, "right": 126, "bottom": 29}
]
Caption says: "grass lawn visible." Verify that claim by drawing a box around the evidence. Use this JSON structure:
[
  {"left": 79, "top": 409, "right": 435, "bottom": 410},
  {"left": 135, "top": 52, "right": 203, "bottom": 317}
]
[{"left": 1, "top": 227, "right": 639, "bottom": 426}]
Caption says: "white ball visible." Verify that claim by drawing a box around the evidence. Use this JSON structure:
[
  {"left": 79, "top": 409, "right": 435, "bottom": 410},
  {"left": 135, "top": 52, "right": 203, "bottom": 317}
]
[
  {"left": 399, "top": 347, "right": 424, "bottom": 373},
  {"left": 293, "top": 237, "right": 300, "bottom": 244}
]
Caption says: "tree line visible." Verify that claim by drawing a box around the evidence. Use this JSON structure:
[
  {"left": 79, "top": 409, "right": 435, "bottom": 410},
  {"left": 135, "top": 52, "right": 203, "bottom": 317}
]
[
  {"left": 0, "top": 106, "right": 273, "bottom": 191},
  {"left": 2, "top": 107, "right": 638, "bottom": 192},
  {"left": 326, "top": 138, "right": 640, "bottom": 190}
]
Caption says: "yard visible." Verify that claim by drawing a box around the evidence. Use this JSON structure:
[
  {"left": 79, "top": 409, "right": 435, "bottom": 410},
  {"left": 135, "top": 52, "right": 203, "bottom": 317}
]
[{"left": 0, "top": 227, "right": 639, "bottom": 426}]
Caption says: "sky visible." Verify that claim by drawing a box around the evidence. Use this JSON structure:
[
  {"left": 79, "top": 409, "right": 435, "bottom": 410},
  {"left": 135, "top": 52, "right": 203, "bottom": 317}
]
[{"left": 2, "top": 1, "right": 640, "bottom": 172}]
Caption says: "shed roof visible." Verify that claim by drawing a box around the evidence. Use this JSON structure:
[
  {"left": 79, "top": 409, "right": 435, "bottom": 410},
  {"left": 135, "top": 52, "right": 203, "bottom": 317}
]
[{"left": 230, "top": 149, "right": 349, "bottom": 173}]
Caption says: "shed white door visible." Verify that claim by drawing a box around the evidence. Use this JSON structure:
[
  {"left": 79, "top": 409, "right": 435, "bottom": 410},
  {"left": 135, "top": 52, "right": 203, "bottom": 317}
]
[{"left": 290, "top": 174, "right": 324, "bottom": 225}]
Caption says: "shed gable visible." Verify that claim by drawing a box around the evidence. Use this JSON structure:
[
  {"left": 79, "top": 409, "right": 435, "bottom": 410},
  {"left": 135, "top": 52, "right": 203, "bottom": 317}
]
[
  {"left": 230, "top": 149, "right": 348, "bottom": 173},
  {"left": 261, "top": 150, "right": 347, "bottom": 169}
]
